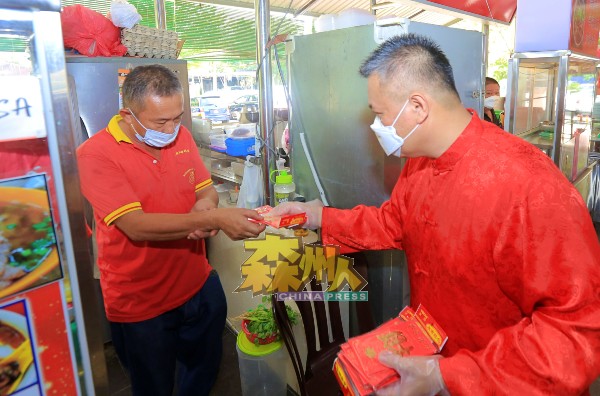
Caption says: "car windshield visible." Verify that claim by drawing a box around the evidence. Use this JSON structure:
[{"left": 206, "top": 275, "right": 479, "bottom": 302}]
[
  {"left": 200, "top": 96, "right": 225, "bottom": 107},
  {"left": 234, "top": 95, "right": 258, "bottom": 104}
]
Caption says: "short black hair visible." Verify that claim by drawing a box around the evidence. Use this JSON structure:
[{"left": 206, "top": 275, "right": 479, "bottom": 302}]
[
  {"left": 359, "top": 33, "right": 459, "bottom": 98},
  {"left": 122, "top": 64, "right": 182, "bottom": 111},
  {"left": 486, "top": 77, "right": 499, "bottom": 86}
]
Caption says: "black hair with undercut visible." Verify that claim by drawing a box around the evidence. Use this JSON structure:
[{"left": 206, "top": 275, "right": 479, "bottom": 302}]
[
  {"left": 359, "top": 33, "right": 459, "bottom": 98},
  {"left": 122, "top": 64, "right": 182, "bottom": 111}
]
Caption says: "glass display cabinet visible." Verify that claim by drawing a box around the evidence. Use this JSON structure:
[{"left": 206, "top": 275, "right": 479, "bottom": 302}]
[{"left": 505, "top": 50, "right": 598, "bottom": 185}]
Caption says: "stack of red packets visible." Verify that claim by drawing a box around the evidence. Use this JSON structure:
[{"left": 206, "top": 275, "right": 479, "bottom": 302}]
[
  {"left": 249, "top": 205, "right": 307, "bottom": 228},
  {"left": 333, "top": 305, "right": 448, "bottom": 396}
]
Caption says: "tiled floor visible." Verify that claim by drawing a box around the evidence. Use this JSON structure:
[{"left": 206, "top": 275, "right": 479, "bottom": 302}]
[{"left": 106, "top": 325, "right": 242, "bottom": 396}]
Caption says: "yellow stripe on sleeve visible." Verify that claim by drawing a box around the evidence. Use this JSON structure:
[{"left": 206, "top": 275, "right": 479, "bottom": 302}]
[
  {"left": 104, "top": 202, "right": 142, "bottom": 225},
  {"left": 195, "top": 179, "right": 213, "bottom": 193}
]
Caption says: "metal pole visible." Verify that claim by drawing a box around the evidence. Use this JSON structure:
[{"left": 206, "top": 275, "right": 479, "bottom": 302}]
[
  {"left": 154, "top": 0, "right": 167, "bottom": 30},
  {"left": 481, "top": 22, "right": 489, "bottom": 118},
  {"left": 255, "top": 0, "right": 275, "bottom": 206}
]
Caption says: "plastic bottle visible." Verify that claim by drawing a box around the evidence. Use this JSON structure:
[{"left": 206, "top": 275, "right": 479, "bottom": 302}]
[{"left": 271, "top": 170, "right": 295, "bottom": 206}]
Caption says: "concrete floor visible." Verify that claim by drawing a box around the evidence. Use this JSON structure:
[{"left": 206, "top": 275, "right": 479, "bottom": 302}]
[
  {"left": 104, "top": 327, "right": 600, "bottom": 396},
  {"left": 106, "top": 325, "right": 242, "bottom": 396}
]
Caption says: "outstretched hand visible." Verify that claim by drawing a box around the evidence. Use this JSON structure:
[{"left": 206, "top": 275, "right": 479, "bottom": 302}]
[{"left": 269, "top": 199, "right": 324, "bottom": 230}]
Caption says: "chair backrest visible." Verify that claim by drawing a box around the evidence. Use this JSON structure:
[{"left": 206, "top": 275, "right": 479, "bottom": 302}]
[{"left": 273, "top": 251, "right": 375, "bottom": 396}]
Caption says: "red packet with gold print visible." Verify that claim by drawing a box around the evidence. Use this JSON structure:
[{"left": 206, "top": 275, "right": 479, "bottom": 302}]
[
  {"left": 333, "top": 304, "right": 448, "bottom": 394},
  {"left": 249, "top": 205, "right": 307, "bottom": 228}
]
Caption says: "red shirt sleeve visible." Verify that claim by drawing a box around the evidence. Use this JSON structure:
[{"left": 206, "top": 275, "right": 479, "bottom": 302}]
[
  {"left": 439, "top": 177, "right": 600, "bottom": 395},
  {"left": 76, "top": 135, "right": 142, "bottom": 226},
  {"left": 320, "top": 161, "right": 414, "bottom": 253}
]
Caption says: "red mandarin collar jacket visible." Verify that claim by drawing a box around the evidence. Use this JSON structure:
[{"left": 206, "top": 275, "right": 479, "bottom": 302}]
[{"left": 322, "top": 113, "right": 600, "bottom": 394}]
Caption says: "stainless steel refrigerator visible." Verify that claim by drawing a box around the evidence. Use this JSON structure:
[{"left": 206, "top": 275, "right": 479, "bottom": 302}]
[
  {"left": 66, "top": 56, "right": 191, "bottom": 138},
  {"left": 286, "top": 19, "right": 484, "bottom": 329}
]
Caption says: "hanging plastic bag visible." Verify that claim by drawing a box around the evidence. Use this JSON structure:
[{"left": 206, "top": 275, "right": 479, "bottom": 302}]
[
  {"left": 61, "top": 5, "right": 127, "bottom": 57},
  {"left": 237, "top": 157, "right": 264, "bottom": 209},
  {"left": 110, "top": 0, "right": 142, "bottom": 29}
]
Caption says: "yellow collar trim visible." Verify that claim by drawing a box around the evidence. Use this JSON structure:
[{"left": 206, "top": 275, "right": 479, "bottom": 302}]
[{"left": 106, "top": 115, "right": 132, "bottom": 144}]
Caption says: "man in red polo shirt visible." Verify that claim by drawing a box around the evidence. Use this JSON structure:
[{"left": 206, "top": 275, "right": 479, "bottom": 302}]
[
  {"left": 271, "top": 34, "right": 600, "bottom": 394},
  {"left": 77, "top": 65, "right": 266, "bottom": 396}
]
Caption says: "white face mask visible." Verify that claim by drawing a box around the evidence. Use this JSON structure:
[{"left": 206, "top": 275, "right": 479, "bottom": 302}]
[
  {"left": 484, "top": 96, "right": 501, "bottom": 109},
  {"left": 370, "top": 99, "right": 420, "bottom": 157}
]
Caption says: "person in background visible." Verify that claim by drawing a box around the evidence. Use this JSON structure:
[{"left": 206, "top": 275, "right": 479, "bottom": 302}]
[
  {"left": 483, "top": 76, "right": 504, "bottom": 128},
  {"left": 271, "top": 34, "right": 600, "bottom": 395},
  {"left": 77, "top": 65, "right": 266, "bottom": 396}
]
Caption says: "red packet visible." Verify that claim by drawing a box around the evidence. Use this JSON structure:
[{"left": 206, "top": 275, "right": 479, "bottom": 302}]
[
  {"left": 414, "top": 304, "right": 448, "bottom": 352},
  {"left": 249, "top": 205, "right": 307, "bottom": 228},
  {"left": 348, "top": 318, "right": 424, "bottom": 388},
  {"left": 332, "top": 305, "right": 449, "bottom": 394}
]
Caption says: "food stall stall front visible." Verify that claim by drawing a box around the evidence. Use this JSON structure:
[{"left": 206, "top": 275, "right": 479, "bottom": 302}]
[
  {"left": 505, "top": 0, "right": 600, "bottom": 204},
  {"left": 0, "top": 0, "right": 107, "bottom": 394}
]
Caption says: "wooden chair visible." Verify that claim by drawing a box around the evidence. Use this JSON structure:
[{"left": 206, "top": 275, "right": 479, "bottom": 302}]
[{"left": 272, "top": 252, "right": 375, "bottom": 396}]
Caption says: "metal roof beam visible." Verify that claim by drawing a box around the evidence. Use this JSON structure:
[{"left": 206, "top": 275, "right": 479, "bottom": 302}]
[
  {"left": 293, "top": 0, "right": 321, "bottom": 17},
  {"left": 191, "top": 0, "right": 321, "bottom": 18}
]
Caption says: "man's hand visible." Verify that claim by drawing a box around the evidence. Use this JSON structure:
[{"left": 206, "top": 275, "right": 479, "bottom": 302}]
[
  {"left": 191, "top": 198, "right": 217, "bottom": 212},
  {"left": 187, "top": 198, "right": 219, "bottom": 240},
  {"left": 269, "top": 199, "right": 324, "bottom": 230},
  {"left": 376, "top": 353, "right": 448, "bottom": 396},
  {"left": 186, "top": 229, "right": 219, "bottom": 240},
  {"left": 208, "top": 208, "right": 266, "bottom": 240}
]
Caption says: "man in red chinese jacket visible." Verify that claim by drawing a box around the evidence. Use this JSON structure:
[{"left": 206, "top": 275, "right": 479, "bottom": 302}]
[{"left": 271, "top": 34, "right": 600, "bottom": 395}]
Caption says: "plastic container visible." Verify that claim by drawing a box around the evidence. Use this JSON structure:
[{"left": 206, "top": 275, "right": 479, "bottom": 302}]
[
  {"left": 209, "top": 134, "right": 227, "bottom": 149},
  {"left": 236, "top": 331, "right": 287, "bottom": 396},
  {"left": 270, "top": 170, "right": 295, "bottom": 206},
  {"left": 191, "top": 118, "right": 212, "bottom": 145},
  {"left": 225, "top": 123, "right": 256, "bottom": 137},
  {"left": 225, "top": 136, "right": 255, "bottom": 156}
]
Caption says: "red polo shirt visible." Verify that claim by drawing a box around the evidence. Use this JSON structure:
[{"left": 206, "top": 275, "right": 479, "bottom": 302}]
[{"left": 77, "top": 115, "right": 213, "bottom": 322}]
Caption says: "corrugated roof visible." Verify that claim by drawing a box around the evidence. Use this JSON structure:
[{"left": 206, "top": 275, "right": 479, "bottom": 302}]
[
  {"left": 0, "top": 0, "right": 488, "bottom": 60},
  {"left": 196, "top": 0, "right": 465, "bottom": 25}
]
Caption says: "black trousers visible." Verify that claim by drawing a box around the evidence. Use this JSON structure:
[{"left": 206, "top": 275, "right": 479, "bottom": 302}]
[{"left": 110, "top": 272, "right": 227, "bottom": 396}]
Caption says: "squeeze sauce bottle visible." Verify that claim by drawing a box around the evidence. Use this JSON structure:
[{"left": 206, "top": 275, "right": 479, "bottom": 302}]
[{"left": 271, "top": 170, "right": 295, "bottom": 206}]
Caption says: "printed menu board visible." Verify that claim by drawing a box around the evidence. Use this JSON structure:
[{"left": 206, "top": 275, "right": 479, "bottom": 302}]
[
  {"left": 0, "top": 7, "right": 87, "bottom": 395},
  {"left": 0, "top": 283, "right": 78, "bottom": 395},
  {"left": 0, "top": 174, "right": 63, "bottom": 300},
  {"left": 569, "top": 0, "right": 600, "bottom": 57},
  {"left": 0, "top": 137, "right": 79, "bottom": 396}
]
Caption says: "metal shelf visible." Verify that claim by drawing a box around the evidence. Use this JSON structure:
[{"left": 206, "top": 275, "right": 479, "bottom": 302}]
[{"left": 211, "top": 168, "right": 242, "bottom": 184}]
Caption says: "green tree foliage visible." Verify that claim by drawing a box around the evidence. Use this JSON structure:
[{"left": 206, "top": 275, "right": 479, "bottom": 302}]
[{"left": 492, "top": 57, "right": 508, "bottom": 82}]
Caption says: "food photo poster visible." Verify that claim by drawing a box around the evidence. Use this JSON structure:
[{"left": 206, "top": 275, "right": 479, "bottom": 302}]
[{"left": 0, "top": 174, "right": 63, "bottom": 300}]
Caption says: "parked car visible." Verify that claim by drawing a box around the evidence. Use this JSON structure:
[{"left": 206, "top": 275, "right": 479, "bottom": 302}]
[
  {"left": 228, "top": 93, "right": 258, "bottom": 120},
  {"left": 191, "top": 93, "right": 230, "bottom": 122}
]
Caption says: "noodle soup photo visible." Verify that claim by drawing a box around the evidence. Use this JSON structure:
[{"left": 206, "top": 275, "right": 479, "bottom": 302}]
[
  {"left": 0, "top": 304, "right": 38, "bottom": 396},
  {"left": 0, "top": 174, "right": 62, "bottom": 299}
]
